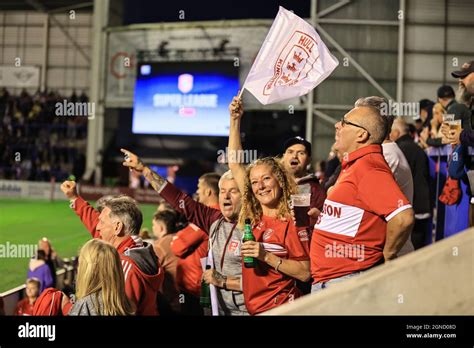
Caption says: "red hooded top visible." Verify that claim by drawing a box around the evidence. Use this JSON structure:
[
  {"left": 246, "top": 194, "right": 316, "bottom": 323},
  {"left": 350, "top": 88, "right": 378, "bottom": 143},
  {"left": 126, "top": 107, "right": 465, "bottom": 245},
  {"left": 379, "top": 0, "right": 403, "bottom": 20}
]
[
  {"left": 32, "top": 288, "right": 72, "bottom": 316},
  {"left": 170, "top": 223, "right": 208, "bottom": 297},
  {"left": 71, "top": 197, "right": 163, "bottom": 315}
]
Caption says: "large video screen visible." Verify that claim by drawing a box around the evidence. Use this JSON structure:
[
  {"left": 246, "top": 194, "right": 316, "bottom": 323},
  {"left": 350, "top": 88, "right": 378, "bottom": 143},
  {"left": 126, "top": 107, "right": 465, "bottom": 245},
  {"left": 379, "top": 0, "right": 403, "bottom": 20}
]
[{"left": 132, "top": 61, "right": 239, "bottom": 136}]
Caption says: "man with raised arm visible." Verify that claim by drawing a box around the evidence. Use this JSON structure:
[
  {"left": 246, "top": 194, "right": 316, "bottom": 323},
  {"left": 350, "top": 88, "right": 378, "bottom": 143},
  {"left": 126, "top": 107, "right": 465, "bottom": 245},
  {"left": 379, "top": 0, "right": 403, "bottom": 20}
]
[
  {"left": 60, "top": 183, "right": 162, "bottom": 315},
  {"left": 121, "top": 151, "right": 248, "bottom": 316}
]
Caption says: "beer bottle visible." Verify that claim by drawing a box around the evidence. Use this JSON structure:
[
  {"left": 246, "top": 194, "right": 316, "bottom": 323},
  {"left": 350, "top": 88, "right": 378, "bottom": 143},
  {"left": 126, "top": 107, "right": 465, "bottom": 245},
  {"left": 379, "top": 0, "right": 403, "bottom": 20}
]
[
  {"left": 200, "top": 265, "right": 211, "bottom": 309},
  {"left": 243, "top": 218, "right": 256, "bottom": 268}
]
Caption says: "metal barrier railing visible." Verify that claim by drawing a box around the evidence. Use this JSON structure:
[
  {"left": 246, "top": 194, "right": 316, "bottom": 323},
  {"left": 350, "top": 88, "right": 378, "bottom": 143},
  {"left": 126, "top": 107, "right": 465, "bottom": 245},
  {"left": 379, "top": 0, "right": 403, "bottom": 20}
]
[{"left": 0, "top": 264, "right": 76, "bottom": 316}]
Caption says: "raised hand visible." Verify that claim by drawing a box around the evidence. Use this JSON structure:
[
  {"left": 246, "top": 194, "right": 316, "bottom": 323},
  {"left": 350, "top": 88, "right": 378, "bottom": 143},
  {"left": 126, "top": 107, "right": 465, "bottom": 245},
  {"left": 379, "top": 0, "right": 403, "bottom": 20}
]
[
  {"left": 60, "top": 180, "right": 78, "bottom": 200},
  {"left": 229, "top": 96, "right": 244, "bottom": 121},
  {"left": 121, "top": 148, "right": 145, "bottom": 173}
]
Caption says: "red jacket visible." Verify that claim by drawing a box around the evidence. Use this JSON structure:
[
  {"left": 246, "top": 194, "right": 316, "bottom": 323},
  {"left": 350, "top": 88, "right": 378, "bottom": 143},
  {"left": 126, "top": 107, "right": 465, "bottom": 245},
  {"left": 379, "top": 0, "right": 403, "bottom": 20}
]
[
  {"left": 170, "top": 223, "right": 209, "bottom": 297},
  {"left": 14, "top": 298, "right": 35, "bottom": 316},
  {"left": 32, "top": 288, "right": 72, "bottom": 316},
  {"left": 72, "top": 197, "right": 163, "bottom": 315}
]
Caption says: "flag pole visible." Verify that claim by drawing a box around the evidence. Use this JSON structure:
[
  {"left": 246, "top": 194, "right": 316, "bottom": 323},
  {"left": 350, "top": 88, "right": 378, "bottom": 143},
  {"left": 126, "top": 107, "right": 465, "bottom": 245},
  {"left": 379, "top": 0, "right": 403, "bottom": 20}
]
[{"left": 237, "top": 87, "right": 245, "bottom": 99}]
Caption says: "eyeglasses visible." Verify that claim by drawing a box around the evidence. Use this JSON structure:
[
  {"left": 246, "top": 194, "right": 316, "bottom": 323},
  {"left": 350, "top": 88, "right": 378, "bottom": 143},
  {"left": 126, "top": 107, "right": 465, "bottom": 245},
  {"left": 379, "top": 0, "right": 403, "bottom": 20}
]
[{"left": 340, "top": 116, "right": 371, "bottom": 138}]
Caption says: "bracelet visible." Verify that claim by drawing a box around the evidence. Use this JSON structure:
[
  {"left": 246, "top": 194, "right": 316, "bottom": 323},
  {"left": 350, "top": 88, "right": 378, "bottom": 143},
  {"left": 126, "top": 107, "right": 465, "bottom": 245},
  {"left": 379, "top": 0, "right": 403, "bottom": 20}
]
[
  {"left": 275, "top": 258, "right": 283, "bottom": 272},
  {"left": 223, "top": 279, "right": 228, "bottom": 290}
]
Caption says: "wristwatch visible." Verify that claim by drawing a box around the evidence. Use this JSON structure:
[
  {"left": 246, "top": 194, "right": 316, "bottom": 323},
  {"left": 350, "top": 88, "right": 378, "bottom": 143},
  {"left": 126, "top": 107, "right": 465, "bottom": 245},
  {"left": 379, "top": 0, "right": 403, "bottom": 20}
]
[{"left": 223, "top": 276, "right": 228, "bottom": 290}]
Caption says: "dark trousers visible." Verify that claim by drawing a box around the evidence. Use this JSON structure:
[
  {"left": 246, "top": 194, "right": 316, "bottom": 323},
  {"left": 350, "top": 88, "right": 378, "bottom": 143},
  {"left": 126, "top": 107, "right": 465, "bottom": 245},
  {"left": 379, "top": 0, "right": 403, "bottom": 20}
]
[
  {"left": 180, "top": 291, "right": 204, "bottom": 316},
  {"left": 412, "top": 218, "right": 430, "bottom": 250}
]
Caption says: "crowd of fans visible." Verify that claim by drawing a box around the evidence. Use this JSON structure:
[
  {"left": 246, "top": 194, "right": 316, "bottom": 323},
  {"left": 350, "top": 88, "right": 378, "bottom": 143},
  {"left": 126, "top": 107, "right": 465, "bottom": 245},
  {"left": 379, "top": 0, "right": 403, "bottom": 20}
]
[
  {"left": 0, "top": 88, "right": 88, "bottom": 182},
  {"left": 4, "top": 60, "right": 473, "bottom": 316}
]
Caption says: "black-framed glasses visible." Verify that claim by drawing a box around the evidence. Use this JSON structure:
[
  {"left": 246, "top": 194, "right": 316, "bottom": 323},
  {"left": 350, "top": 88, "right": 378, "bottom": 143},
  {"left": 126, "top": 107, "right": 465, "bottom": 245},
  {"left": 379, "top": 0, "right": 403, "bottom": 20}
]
[{"left": 340, "top": 116, "right": 371, "bottom": 137}]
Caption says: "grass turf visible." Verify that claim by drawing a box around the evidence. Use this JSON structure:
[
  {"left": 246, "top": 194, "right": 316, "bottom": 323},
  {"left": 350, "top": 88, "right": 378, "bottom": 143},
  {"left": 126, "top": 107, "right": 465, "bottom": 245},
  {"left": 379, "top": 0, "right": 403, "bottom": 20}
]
[{"left": 0, "top": 198, "right": 157, "bottom": 293}]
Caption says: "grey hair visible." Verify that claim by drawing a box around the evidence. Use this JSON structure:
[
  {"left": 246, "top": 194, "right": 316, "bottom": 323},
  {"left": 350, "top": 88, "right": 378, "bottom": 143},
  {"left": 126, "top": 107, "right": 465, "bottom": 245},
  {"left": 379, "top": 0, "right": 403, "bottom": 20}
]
[
  {"left": 354, "top": 96, "right": 391, "bottom": 142},
  {"left": 392, "top": 117, "right": 410, "bottom": 135},
  {"left": 218, "top": 170, "right": 234, "bottom": 189},
  {"left": 104, "top": 197, "right": 143, "bottom": 236},
  {"left": 96, "top": 194, "right": 137, "bottom": 212}
]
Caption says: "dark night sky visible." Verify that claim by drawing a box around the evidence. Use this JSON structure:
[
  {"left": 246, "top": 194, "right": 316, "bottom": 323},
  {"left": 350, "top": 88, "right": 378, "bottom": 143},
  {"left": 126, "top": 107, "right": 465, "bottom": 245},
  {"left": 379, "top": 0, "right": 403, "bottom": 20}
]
[{"left": 123, "top": 0, "right": 310, "bottom": 24}]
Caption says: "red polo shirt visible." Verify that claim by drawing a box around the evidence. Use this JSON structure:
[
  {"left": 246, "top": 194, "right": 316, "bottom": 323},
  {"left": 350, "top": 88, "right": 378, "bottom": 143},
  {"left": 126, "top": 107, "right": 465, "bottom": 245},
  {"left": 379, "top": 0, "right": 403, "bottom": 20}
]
[
  {"left": 242, "top": 215, "right": 310, "bottom": 315},
  {"left": 311, "top": 145, "right": 411, "bottom": 283}
]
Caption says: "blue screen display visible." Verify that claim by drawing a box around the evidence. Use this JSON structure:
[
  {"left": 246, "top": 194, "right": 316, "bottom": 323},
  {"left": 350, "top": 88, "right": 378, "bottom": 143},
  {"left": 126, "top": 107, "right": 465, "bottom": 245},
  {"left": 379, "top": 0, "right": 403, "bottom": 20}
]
[{"left": 132, "top": 61, "right": 239, "bottom": 136}]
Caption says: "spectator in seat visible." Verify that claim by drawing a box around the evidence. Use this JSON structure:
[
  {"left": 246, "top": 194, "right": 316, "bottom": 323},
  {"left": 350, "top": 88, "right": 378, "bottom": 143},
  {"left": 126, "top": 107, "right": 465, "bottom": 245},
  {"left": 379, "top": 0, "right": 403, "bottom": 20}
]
[
  {"left": 38, "top": 237, "right": 63, "bottom": 288},
  {"left": 14, "top": 278, "right": 40, "bottom": 316},
  {"left": 27, "top": 250, "right": 53, "bottom": 294}
]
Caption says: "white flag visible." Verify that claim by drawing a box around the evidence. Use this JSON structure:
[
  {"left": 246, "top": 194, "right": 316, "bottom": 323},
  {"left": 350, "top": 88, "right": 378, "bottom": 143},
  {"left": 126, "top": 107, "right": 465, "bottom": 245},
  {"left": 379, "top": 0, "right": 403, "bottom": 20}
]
[{"left": 242, "top": 6, "right": 339, "bottom": 105}]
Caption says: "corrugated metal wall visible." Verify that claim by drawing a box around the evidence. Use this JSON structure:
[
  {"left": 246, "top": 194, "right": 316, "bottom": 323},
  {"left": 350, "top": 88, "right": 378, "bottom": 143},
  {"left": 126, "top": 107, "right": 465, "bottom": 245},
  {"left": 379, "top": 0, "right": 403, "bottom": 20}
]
[
  {"left": 404, "top": 0, "right": 474, "bottom": 101},
  {"left": 0, "top": 10, "right": 92, "bottom": 95},
  {"left": 311, "top": 0, "right": 474, "bottom": 161},
  {"left": 1, "top": 1, "right": 472, "bottom": 162}
]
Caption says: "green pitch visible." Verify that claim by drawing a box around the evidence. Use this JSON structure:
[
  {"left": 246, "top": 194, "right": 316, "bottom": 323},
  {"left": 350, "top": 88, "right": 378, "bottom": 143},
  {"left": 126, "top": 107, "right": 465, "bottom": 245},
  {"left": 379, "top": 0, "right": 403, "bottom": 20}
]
[{"left": 0, "top": 199, "right": 158, "bottom": 293}]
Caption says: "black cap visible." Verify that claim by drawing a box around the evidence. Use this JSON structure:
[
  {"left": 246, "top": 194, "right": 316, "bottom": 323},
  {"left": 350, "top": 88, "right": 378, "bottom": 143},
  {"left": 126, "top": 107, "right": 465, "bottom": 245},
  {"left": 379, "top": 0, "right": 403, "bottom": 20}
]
[
  {"left": 245, "top": 218, "right": 251, "bottom": 225},
  {"left": 283, "top": 136, "right": 312, "bottom": 157},
  {"left": 452, "top": 60, "right": 474, "bottom": 78},
  {"left": 437, "top": 85, "right": 455, "bottom": 99}
]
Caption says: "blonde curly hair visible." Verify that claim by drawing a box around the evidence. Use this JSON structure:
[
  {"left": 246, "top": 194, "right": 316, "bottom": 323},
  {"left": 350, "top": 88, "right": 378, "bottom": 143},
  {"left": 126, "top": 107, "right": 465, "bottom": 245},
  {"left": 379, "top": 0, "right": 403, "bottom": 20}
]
[{"left": 238, "top": 157, "right": 297, "bottom": 227}]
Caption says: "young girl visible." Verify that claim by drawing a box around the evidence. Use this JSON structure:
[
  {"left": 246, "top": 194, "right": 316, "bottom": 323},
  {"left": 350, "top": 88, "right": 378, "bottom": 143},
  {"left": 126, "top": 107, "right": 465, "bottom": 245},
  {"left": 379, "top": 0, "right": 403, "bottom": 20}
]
[{"left": 69, "top": 239, "right": 135, "bottom": 316}]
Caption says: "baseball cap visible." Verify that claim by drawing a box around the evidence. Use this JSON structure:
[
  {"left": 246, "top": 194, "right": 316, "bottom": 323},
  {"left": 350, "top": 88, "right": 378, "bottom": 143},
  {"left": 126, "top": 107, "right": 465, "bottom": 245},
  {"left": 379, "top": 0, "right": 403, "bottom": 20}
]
[
  {"left": 283, "top": 136, "right": 312, "bottom": 157},
  {"left": 437, "top": 85, "right": 455, "bottom": 98},
  {"left": 451, "top": 60, "right": 474, "bottom": 78}
]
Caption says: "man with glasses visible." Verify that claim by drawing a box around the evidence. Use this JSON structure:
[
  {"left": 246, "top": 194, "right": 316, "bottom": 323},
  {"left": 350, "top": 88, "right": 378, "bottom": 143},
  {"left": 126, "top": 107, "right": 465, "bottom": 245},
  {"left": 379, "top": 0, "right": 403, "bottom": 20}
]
[
  {"left": 310, "top": 104, "right": 415, "bottom": 292},
  {"left": 354, "top": 96, "right": 415, "bottom": 258}
]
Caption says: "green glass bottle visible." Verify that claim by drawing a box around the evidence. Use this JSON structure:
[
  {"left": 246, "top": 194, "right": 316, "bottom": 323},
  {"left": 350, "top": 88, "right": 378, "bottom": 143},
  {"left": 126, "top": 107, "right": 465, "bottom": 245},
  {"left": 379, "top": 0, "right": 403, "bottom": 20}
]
[
  {"left": 243, "top": 218, "right": 256, "bottom": 268},
  {"left": 200, "top": 265, "right": 211, "bottom": 308}
]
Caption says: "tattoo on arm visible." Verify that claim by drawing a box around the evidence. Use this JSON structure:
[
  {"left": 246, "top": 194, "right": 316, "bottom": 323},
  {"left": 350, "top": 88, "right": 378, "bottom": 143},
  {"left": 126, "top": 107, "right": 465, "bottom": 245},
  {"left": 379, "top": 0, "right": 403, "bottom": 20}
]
[
  {"left": 213, "top": 270, "right": 227, "bottom": 283},
  {"left": 144, "top": 167, "right": 166, "bottom": 191}
]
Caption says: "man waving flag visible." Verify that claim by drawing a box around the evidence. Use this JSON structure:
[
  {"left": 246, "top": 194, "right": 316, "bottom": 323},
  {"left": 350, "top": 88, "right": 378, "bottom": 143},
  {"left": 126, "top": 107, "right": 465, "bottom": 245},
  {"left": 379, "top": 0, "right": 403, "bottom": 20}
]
[{"left": 242, "top": 6, "right": 339, "bottom": 105}]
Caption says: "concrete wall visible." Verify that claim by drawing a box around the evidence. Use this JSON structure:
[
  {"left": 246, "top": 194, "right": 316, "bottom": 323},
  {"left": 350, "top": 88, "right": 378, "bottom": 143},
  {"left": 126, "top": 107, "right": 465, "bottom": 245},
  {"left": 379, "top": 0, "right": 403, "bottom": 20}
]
[{"left": 266, "top": 229, "right": 474, "bottom": 315}]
